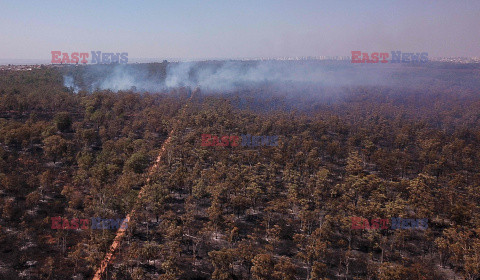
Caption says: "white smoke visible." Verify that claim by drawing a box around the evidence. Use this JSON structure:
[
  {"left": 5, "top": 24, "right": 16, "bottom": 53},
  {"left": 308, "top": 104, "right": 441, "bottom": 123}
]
[
  {"left": 165, "top": 61, "right": 195, "bottom": 88},
  {"left": 99, "top": 66, "right": 138, "bottom": 91},
  {"left": 63, "top": 75, "right": 80, "bottom": 93},
  {"left": 62, "top": 60, "right": 404, "bottom": 93}
]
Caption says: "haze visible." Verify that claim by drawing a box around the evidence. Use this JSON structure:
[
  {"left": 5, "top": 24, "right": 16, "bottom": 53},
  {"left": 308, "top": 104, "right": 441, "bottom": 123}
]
[{"left": 0, "top": 0, "right": 479, "bottom": 61}]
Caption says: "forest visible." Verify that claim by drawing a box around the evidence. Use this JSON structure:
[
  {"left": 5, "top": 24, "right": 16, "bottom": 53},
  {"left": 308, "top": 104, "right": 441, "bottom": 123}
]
[{"left": 0, "top": 61, "right": 479, "bottom": 279}]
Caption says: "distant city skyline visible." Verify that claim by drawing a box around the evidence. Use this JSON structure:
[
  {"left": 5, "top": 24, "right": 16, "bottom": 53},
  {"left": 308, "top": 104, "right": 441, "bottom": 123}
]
[
  {"left": 1, "top": 0, "right": 479, "bottom": 61},
  {"left": 2, "top": 55, "right": 480, "bottom": 66}
]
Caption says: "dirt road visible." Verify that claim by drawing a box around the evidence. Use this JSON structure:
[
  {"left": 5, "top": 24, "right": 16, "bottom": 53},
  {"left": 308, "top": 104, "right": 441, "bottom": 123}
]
[{"left": 92, "top": 94, "right": 193, "bottom": 280}]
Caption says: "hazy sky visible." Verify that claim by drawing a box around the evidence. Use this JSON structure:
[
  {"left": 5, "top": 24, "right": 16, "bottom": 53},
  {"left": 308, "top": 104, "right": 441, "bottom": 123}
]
[{"left": 0, "top": 0, "right": 479, "bottom": 60}]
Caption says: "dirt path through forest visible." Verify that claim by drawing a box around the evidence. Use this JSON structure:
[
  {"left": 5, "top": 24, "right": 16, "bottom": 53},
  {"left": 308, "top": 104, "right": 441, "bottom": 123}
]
[{"left": 92, "top": 95, "right": 193, "bottom": 280}]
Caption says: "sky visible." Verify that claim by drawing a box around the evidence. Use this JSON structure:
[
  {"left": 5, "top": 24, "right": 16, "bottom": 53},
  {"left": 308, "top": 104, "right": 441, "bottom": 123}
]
[{"left": 0, "top": 0, "right": 479, "bottom": 61}]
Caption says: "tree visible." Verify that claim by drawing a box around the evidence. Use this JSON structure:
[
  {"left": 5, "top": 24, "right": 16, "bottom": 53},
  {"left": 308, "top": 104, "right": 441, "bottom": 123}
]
[
  {"left": 251, "top": 254, "right": 275, "bottom": 280},
  {"left": 346, "top": 151, "right": 364, "bottom": 176},
  {"left": 54, "top": 112, "right": 72, "bottom": 132},
  {"left": 209, "top": 249, "right": 236, "bottom": 280},
  {"left": 273, "top": 257, "right": 296, "bottom": 280},
  {"left": 43, "top": 135, "right": 70, "bottom": 164},
  {"left": 125, "top": 152, "right": 151, "bottom": 174},
  {"left": 208, "top": 197, "right": 223, "bottom": 239}
]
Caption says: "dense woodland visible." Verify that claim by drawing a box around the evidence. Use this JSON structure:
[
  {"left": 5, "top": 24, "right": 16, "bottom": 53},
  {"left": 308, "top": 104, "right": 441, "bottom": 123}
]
[{"left": 0, "top": 62, "right": 479, "bottom": 279}]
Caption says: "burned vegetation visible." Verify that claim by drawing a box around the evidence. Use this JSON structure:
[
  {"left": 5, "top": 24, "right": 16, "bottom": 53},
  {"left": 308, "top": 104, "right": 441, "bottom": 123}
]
[{"left": 0, "top": 61, "right": 480, "bottom": 279}]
